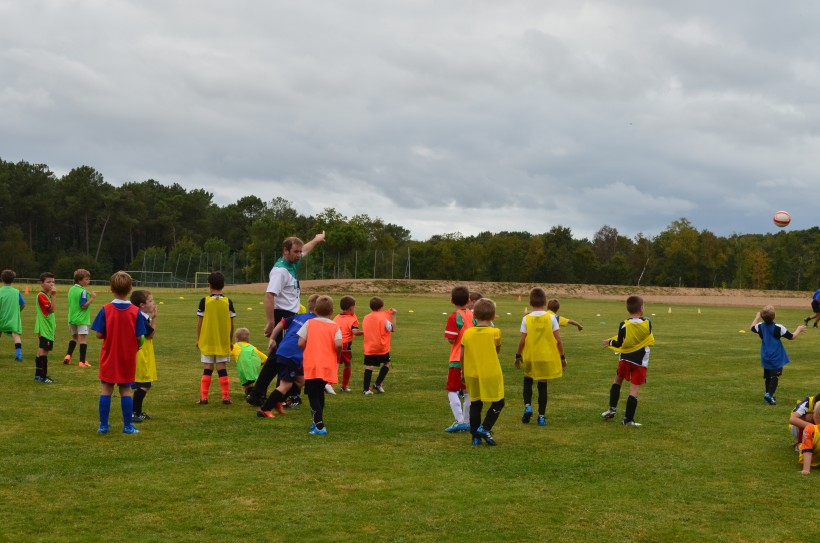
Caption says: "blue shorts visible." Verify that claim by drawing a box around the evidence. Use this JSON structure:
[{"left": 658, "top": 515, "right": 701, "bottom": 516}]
[{"left": 276, "top": 355, "right": 303, "bottom": 382}]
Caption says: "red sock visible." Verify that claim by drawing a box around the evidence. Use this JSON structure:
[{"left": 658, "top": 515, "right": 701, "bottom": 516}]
[
  {"left": 219, "top": 375, "right": 231, "bottom": 399},
  {"left": 342, "top": 366, "right": 352, "bottom": 388},
  {"left": 200, "top": 374, "right": 212, "bottom": 399}
]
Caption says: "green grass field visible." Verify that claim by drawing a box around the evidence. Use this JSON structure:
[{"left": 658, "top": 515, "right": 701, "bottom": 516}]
[{"left": 1, "top": 288, "right": 816, "bottom": 543}]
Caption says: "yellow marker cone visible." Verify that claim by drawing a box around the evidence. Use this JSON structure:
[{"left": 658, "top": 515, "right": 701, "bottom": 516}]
[
  {"left": 698, "top": 308, "right": 701, "bottom": 314},
  {"left": 668, "top": 307, "right": 672, "bottom": 314}
]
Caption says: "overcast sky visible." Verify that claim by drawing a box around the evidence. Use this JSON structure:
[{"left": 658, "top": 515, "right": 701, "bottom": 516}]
[{"left": 2, "top": 1, "right": 819, "bottom": 241}]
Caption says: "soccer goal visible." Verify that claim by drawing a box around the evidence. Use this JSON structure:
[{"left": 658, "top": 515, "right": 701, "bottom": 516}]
[{"left": 194, "top": 271, "right": 211, "bottom": 289}]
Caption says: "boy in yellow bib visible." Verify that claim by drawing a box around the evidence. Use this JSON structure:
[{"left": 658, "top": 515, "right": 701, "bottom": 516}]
[
  {"left": 515, "top": 288, "right": 565, "bottom": 427},
  {"left": 601, "top": 295, "right": 654, "bottom": 427}
]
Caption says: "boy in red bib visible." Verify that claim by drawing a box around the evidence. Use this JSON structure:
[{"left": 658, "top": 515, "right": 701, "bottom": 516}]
[{"left": 91, "top": 272, "right": 147, "bottom": 435}]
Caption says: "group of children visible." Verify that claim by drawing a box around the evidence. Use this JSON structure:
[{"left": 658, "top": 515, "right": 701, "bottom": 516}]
[
  {"left": 9, "top": 265, "right": 820, "bottom": 472},
  {"left": 442, "top": 285, "right": 654, "bottom": 447},
  {"left": 192, "top": 270, "right": 398, "bottom": 435}
]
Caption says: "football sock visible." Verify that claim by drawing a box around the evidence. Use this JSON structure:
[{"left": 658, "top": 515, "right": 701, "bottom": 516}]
[
  {"left": 522, "top": 377, "right": 533, "bottom": 405},
  {"left": 289, "top": 384, "right": 301, "bottom": 399},
  {"left": 35, "top": 355, "right": 43, "bottom": 378},
  {"left": 609, "top": 383, "right": 622, "bottom": 410},
  {"left": 363, "top": 369, "right": 373, "bottom": 391},
  {"left": 262, "top": 389, "right": 286, "bottom": 412},
  {"left": 306, "top": 379, "right": 324, "bottom": 424},
  {"left": 121, "top": 396, "right": 134, "bottom": 426},
  {"left": 342, "top": 365, "right": 351, "bottom": 388},
  {"left": 482, "top": 399, "right": 505, "bottom": 431},
  {"left": 375, "top": 365, "right": 390, "bottom": 386},
  {"left": 99, "top": 395, "right": 112, "bottom": 426},
  {"left": 79, "top": 343, "right": 88, "bottom": 363},
  {"left": 766, "top": 376, "right": 779, "bottom": 396},
  {"left": 42, "top": 356, "right": 49, "bottom": 377},
  {"left": 537, "top": 381, "right": 548, "bottom": 415},
  {"left": 448, "top": 391, "right": 464, "bottom": 422},
  {"left": 217, "top": 369, "right": 230, "bottom": 398},
  {"left": 469, "top": 400, "right": 483, "bottom": 433},
  {"left": 462, "top": 392, "right": 471, "bottom": 420},
  {"left": 625, "top": 395, "right": 638, "bottom": 421},
  {"left": 200, "top": 369, "right": 213, "bottom": 399},
  {"left": 66, "top": 340, "right": 77, "bottom": 356},
  {"left": 133, "top": 388, "right": 147, "bottom": 414}
]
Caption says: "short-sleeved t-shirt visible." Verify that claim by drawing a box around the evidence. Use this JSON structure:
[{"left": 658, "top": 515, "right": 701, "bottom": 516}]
[
  {"left": 267, "top": 257, "right": 302, "bottom": 313},
  {"left": 751, "top": 321, "right": 793, "bottom": 370}
]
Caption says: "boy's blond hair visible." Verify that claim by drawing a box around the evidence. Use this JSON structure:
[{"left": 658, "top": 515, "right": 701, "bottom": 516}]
[
  {"left": 314, "top": 295, "right": 334, "bottom": 317},
  {"left": 73, "top": 268, "right": 91, "bottom": 283},
  {"left": 306, "top": 294, "right": 320, "bottom": 312},
  {"left": 235, "top": 327, "right": 250, "bottom": 342},
  {"left": 469, "top": 292, "right": 482, "bottom": 303},
  {"left": 760, "top": 305, "right": 776, "bottom": 323},
  {"left": 473, "top": 298, "right": 496, "bottom": 321},
  {"left": 110, "top": 271, "right": 133, "bottom": 297}
]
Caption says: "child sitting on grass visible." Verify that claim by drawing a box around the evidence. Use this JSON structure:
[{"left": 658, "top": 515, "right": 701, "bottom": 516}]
[
  {"left": 91, "top": 272, "right": 147, "bottom": 434},
  {"left": 461, "top": 298, "right": 504, "bottom": 446},
  {"left": 231, "top": 327, "right": 268, "bottom": 397},
  {"left": 750, "top": 305, "right": 806, "bottom": 406},
  {"left": 799, "top": 402, "right": 820, "bottom": 474}
]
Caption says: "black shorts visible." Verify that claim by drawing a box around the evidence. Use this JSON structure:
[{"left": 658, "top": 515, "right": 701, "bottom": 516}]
[
  {"left": 276, "top": 356, "right": 303, "bottom": 382},
  {"left": 38, "top": 336, "right": 54, "bottom": 351},
  {"left": 763, "top": 368, "right": 783, "bottom": 379},
  {"left": 812, "top": 300, "right": 820, "bottom": 313},
  {"left": 364, "top": 353, "right": 391, "bottom": 366}
]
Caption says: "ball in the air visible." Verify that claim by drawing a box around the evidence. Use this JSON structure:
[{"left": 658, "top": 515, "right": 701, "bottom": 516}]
[{"left": 773, "top": 211, "right": 791, "bottom": 228}]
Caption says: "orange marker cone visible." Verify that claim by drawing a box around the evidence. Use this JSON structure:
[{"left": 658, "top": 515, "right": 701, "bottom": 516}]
[
  {"left": 517, "top": 295, "right": 522, "bottom": 301},
  {"left": 24, "top": 286, "right": 29, "bottom": 294}
]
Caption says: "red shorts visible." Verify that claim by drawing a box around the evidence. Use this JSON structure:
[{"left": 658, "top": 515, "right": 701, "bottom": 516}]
[
  {"left": 338, "top": 342, "right": 352, "bottom": 365},
  {"left": 617, "top": 360, "right": 647, "bottom": 385},
  {"left": 446, "top": 366, "right": 465, "bottom": 392}
]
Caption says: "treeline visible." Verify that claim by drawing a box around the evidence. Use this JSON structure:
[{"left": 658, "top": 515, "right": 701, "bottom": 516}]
[{"left": 0, "top": 159, "right": 818, "bottom": 290}]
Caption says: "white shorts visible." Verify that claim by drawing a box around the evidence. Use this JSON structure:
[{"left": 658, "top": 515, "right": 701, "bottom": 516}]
[
  {"left": 201, "top": 354, "right": 230, "bottom": 364},
  {"left": 68, "top": 324, "right": 90, "bottom": 336}
]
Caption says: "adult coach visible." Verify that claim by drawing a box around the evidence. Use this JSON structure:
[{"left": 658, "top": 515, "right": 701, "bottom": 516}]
[
  {"left": 804, "top": 288, "right": 820, "bottom": 328},
  {"left": 246, "top": 232, "right": 325, "bottom": 405}
]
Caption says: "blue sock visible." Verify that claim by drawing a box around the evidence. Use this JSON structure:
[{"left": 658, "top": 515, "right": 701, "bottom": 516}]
[
  {"left": 121, "top": 396, "right": 134, "bottom": 426},
  {"left": 99, "top": 395, "right": 112, "bottom": 426}
]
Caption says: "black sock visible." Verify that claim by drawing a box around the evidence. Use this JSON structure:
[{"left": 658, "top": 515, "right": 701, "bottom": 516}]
[
  {"left": 469, "top": 400, "right": 483, "bottom": 434},
  {"left": 289, "top": 384, "right": 301, "bottom": 400},
  {"left": 79, "top": 344, "right": 87, "bottom": 363},
  {"left": 375, "top": 365, "right": 390, "bottom": 386},
  {"left": 537, "top": 381, "right": 547, "bottom": 415},
  {"left": 306, "top": 379, "right": 325, "bottom": 426},
  {"left": 625, "top": 395, "right": 638, "bottom": 421},
  {"left": 42, "top": 356, "right": 49, "bottom": 377},
  {"left": 523, "top": 377, "right": 533, "bottom": 405},
  {"left": 363, "top": 369, "right": 373, "bottom": 391},
  {"left": 35, "top": 355, "right": 43, "bottom": 377},
  {"left": 262, "top": 389, "right": 286, "bottom": 411},
  {"left": 66, "top": 340, "right": 77, "bottom": 356},
  {"left": 609, "top": 383, "right": 622, "bottom": 410},
  {"left": 482, "top": 399, "right": 505, "bottom": 431},
  {"left": 133, "top": 388, "right": 147, "bottom": 413},
  {"left": 767, "top": 376, "right": 779, "bottom": 396},
  {"left": 15, "top": 342, "right": 21, "bottom": 349}
]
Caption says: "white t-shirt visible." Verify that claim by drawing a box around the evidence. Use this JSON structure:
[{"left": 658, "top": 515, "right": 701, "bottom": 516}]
[
  {"left": 519, "top": 310, "right": 559, "bottom": 333},
  {"left": 267, "top": 265, "right": 300, "bottom": 313}
]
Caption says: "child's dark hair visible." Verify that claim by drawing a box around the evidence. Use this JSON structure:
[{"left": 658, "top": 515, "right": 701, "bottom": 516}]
[
  {"left": 529, "top": 287, "right": 547, "bottom": 308},
  {"left": 39, "top": 272, "right": 55, "bottom": 283},
  {"left": 473, "top": 298, "right": 496, "bottom": 321},
  {"left": 451, "top": 285, "right": 469, "bottom": 307},
  {"left": 130, "top": 290, "right": 151, "bottom": 306},
  {"left": 73, "top": 268, "right": 91, "bottom": 283},
  {"left": 1, "top": 269, "right": 15, "bottom": 284},
  {"left": 340, "top": 295, "right": 356, "bottom": 311},
  {"left": 110, "top": 271, "right": 133, "bottom": 297},
  {"left": 370, "top": 296, "right": 384, "bottom": 311},
  {"left": 547, "top": 299, "right": 560, "bottom": 312},
  {"left": 469, "top": 292, "right": 482, "bottom": 303},
  {"left": 208, "top": 271, "right": 225, "bottom": 291},
  {"left": 626, "top": 295, "right": 644, "bottom": 315},
  {"left": 760, "top": 305, "right": 775, "bottom": 323},
  {"left": 315, "top": 295, "right": 334, "bottom": 317}
]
